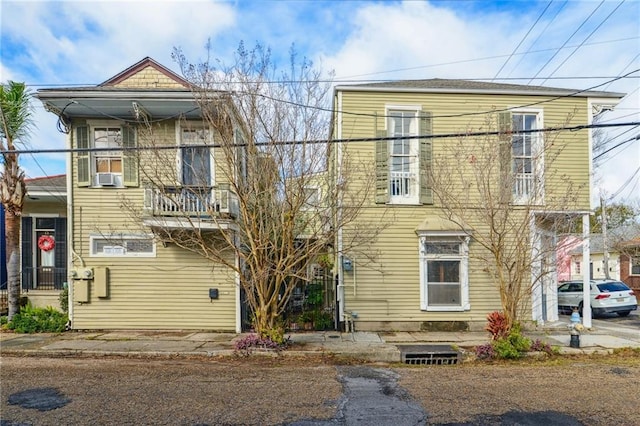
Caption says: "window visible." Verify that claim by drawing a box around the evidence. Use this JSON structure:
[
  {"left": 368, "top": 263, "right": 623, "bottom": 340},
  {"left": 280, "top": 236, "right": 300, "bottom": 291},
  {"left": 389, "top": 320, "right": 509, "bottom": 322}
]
[
  {"left": 75, "top": 123, "right": 137, "bottom": 187},
  {"left": 90, "top": 235, "right": 155, "bottom": 257},
  {"left": 419, "top": 234, "right": 470, "bottom": 311},
  {"left": 632, "top": 257, "right": 640, "bottom": 275},
  {"left": 94, "top": 127, "right": 123, "bottom": 174},
  {"left": 180, "top": 126, "right": 212, "bottom": 187},
  {"left": 375, "top": 108, "right": 433, "bottom": 205},
  {"left": 575, "top": 260, "right": 581, "bottom": 274},
  {"left": 499, "top": 110, "right": 543, "bottom": 202},
  {"left": 511, "top": 113, "right": 538, "bottom": 198},
  {"left": 303, "top": 186, "right": 321, "bottom": 209},
  {"left": 389, "top": 111, "right": 418, "bottom": 201}
]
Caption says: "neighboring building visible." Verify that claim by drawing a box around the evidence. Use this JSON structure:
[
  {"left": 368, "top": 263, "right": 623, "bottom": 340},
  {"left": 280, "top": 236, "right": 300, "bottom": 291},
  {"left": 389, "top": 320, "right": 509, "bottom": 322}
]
[
  {"left": 332, "top": 79, "right": 624, "bottom": 330},
  {"left": 36, "top": 58, "right": 243, "bottom": 331},
  {"left": 619, "top": 237, "right": 640, "bottom": 292},
  {"left": 564, "top": 226, "right": 640, "bottom": 284},
  {"left": 21, "top": 175, "right": 68, "bottom": 309}
]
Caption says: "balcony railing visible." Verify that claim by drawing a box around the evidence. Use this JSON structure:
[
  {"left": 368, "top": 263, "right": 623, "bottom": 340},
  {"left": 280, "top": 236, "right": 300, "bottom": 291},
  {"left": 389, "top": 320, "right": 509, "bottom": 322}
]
[
  {"left": 143, "top": 184, "right": 239, "bottom": 219},
  {"left": 514, "top": 174, "right": 534, "bottom": 199},
  {"left": 390, "top": 171, "right": 415, "bottom": 197},
  {"left": 21, "top": 267, "right": 67, "bottom": 291}
]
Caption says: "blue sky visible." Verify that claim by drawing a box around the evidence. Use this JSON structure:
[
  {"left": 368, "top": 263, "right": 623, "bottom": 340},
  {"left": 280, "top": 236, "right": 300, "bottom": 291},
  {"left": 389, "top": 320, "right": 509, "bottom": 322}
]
[{"left": 1, "top": 0, "right": 639, "bottom": 205}]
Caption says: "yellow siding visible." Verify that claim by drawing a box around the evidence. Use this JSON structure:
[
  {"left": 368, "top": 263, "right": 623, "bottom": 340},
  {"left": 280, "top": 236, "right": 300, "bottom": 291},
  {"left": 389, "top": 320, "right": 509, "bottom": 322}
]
[
  {"left": 337, "top": 89, "right": 591, "bottom": 328},
  {"left": 113, "top": 66, "right": 185, "bottom": 89},
  {"left": 69, "top": 118, "right": 237, "bottom": 331}
]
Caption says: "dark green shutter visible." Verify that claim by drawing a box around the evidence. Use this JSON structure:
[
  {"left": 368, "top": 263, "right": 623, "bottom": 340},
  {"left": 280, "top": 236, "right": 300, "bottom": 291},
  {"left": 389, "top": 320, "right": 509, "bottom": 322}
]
[
  {"left": 122, "top": 126, "right": 138, "bottom": 187},
  {"left": 375, "top": 129, "right": 389, "bottom": 204},
  {"left": 419, "top": 111, "right": 433, "bottom": 205},
  {"left": 54, "top": 218, "right": 67, "bottom": 290},
  {"left": 498, "top": 112, "right": 513, "bottom": 184},
  {"left": 76, "top": 126, "right": 90, "bottom": 187},
  {"left": 21, "top": 217, "right": 33, "bottom": 290}
]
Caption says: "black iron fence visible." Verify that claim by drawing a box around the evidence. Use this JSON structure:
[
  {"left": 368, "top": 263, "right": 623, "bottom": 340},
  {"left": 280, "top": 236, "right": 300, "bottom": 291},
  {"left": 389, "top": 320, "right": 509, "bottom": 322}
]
[{"left": 21, "top": 267, "right": 66, "bottom": 291}]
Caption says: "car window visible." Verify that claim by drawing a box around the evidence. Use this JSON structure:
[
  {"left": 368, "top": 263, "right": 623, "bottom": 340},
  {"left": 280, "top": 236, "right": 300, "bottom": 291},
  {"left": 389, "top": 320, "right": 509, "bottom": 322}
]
[
  {"left": 567, "top": 283, "right": 582, "bottom": 292},
  {"left": 596, "top": 282, "right": 630, "bottom": 293}
]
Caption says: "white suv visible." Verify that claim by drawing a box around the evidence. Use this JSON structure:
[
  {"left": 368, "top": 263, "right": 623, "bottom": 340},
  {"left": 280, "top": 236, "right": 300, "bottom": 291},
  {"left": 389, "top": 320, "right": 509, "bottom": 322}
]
[{"left": 557, "top": 280, "right": 637, "bottom": 317}]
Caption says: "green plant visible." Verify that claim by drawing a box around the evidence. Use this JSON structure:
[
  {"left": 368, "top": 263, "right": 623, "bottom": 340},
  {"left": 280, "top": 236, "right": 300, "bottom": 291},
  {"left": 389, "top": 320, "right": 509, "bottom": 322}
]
[
  {"left": 491, "top": 323, "right": 531, "bottom": 359},
  {"left": 59, "top": 286, "right": 69, "bottom": 313},
  {"left": 1, "top": 316, "right": 8, "bottom": 326},
  {"left": 314, "top": 310, "right": 333, "bottom": 331},
  {"left": 7, "top": 303, "right": 68, "bottom": 333},
  {"left": 305, "top": 283, "right": 323, "bottom": 308}
]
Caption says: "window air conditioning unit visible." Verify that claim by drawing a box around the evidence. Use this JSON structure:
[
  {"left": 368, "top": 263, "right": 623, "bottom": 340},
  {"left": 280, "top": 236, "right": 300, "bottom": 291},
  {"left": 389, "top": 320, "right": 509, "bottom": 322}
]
[{"left": 97, "top": 173, "right": 116, "bottom": 186}]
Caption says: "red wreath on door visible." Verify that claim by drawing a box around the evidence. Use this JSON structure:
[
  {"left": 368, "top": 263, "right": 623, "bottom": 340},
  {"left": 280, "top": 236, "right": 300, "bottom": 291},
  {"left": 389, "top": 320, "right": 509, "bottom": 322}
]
[{"left": 38, "top": 235, "right": 56, "bottom": 252}]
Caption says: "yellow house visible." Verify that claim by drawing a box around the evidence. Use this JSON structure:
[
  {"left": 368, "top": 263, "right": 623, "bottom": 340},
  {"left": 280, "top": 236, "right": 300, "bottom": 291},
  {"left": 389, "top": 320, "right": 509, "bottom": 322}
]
[
  {"left": 36, "top": 58, "right": 243, "bottom": 332},
  {"left": 332, "top": 80, "right": 624, "bottom": 331}
]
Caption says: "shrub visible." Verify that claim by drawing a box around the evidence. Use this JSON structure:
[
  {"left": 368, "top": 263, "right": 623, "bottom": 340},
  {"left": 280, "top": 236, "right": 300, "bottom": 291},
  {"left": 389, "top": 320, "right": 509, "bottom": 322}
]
[
  {"left": 485, "top": 311, "right": 509, "bottom": 340},
  {"left": 475, "top": 343, "right": 495, "bottom": 360},
  {"left": 233, "top": 333, "right": 291, "bottom": 356},
  {"left": 7, "top": 304, "right": 68, "bottom": 333},
  {"left": 530, "top": 339, "right": 554, "bottom": 355},
  {"left": 491, "top": 323, "right": 531, "bottom": 359}
]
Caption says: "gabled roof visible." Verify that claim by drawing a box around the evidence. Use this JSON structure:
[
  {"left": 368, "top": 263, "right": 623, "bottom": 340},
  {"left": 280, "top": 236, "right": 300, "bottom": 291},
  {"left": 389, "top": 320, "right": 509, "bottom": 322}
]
[
  {"left": 336, "top": 78, "right": 625, "bottom": 99},
  {"left": 100, "top": 57, "right": 190, "bottom": 88}
]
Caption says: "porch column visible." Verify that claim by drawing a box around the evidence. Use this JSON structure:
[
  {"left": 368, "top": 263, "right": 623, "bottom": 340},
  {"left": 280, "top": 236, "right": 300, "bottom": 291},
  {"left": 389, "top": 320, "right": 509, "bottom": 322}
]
[{"left": 582, "top": 214, "right": 592, "bottom": 328}]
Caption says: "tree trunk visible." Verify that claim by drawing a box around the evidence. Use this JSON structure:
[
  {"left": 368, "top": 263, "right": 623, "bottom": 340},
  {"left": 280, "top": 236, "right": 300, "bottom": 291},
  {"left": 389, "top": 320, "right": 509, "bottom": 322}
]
[{"left": 5, "top": 209, "right": 20, "bottom": 320}]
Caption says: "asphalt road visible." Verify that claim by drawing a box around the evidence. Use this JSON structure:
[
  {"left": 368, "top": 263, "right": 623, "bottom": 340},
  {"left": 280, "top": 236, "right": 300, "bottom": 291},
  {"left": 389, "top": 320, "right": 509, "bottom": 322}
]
[{"left": 1, "top": 354, "right": 639, "bottom": 426}]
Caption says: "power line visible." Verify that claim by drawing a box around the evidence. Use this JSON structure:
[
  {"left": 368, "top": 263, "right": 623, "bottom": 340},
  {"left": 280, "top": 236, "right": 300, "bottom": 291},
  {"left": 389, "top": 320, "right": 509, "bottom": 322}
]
[
  {"left": 593, "top": 133, "right": 640, "bottom": 160},
  {"left": 540, "top": 0, "right": 626, "bottom": 85},
  {"left": 528, "top": 0, "right": 605, "bottom": 85},
  {"left": 3, "top": 121, "right": 639, "bottom": 155},
  {"left": 505, "top": 0, "right": 570, "bottom": 79},
  {"left": 492, "top": 1, "right": 553, "bottom": 81}
]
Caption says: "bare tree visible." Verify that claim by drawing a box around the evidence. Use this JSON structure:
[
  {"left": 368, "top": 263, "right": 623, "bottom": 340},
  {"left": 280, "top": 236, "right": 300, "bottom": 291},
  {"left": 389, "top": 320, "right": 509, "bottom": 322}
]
[
  {"left": 1, "top": 81, "right": 32, "bottom": 321},
  {"left": 430, "top": 113, "right": 585, "bottom": 329},
  {"left": 121, "top": 43, "right": 376, "bottom": 340}
]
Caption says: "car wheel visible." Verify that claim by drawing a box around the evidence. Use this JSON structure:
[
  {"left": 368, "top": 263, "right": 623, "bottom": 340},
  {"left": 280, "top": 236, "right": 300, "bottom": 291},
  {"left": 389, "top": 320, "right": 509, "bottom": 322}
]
[{"left": 617, "top": 311, "right": 631, "bottom": 317}]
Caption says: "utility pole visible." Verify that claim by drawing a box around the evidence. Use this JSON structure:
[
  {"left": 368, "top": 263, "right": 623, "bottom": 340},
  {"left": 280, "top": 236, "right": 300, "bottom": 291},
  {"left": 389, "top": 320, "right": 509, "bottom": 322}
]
[{"left": 601, "top": 196, "right": 610, "bottom": 279}]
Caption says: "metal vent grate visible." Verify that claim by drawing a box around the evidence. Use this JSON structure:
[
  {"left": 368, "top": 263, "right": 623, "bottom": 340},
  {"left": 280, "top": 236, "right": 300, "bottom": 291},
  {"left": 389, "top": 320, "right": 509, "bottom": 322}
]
[{"left": 398, "top": 344, "right": 460, "bottom": 365}]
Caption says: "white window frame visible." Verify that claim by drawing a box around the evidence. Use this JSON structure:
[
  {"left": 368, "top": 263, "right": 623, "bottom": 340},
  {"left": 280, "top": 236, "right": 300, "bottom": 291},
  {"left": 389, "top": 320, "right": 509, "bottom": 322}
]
[
  {"left": 509, "top": 109, "right": 544, "bottom": 204},
  {"left": 87, "top": 120, "right": 125, "bottom": 187},
  {"left": 386, "top": 105, "right": 421, "bottom": 205},
  {"left": 418, "top": 232, "right": 470, "bottom": 311},
  {"left": 175, "top": 121, "right": 215, "bottom": 187},
  {"left": 90, "top": 234, "right": 156, "bottom": 257}
]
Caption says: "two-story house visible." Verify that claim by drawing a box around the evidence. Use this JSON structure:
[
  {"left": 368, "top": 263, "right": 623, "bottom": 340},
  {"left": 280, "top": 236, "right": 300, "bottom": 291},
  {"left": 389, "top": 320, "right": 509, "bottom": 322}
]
[
  {"left": 332, "top": 80, "right": 624, "bottom": 331},
  {"left": 36, "top": 58, "right": 243, "bottom": 332}
]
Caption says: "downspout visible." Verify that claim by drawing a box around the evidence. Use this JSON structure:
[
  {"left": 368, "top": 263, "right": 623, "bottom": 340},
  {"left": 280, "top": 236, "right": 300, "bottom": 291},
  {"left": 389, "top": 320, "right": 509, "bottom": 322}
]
[{"left": 65, "top": 129, "right": 75, "bottom": 327}]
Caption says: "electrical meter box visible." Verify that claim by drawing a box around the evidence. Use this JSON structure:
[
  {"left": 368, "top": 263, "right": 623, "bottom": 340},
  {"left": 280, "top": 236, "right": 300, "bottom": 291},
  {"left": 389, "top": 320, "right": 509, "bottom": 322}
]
[{"left": 75, "top": 280, "right": 90, "bottom": 303}]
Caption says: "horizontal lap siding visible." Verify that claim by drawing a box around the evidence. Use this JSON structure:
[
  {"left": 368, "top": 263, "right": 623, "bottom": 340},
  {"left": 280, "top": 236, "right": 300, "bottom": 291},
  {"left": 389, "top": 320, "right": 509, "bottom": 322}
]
[
  {"left": 338, "top": 90, "right": 591, "bottom": 323},
  {"left": 70, "top": 118, "right": 237, "bottom": 331}
]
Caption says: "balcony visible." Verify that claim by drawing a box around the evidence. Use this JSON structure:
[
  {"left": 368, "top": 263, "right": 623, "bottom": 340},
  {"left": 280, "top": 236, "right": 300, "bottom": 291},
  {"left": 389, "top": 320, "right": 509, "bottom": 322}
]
[{"left": 143, "top": 184, "right": 239, "bottom": 230}]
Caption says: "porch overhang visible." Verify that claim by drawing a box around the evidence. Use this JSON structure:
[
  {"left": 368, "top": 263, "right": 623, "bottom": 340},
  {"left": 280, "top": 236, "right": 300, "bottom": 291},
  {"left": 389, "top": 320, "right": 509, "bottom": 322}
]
[{"left": 36, "top": 89, "right": 202, "bottom": 120}]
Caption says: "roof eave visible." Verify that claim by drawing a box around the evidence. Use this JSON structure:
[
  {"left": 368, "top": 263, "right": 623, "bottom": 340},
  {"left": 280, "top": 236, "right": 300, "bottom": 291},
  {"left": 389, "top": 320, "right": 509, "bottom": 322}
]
[{"left": 334, "top": 85, "right": 626, "bottom": 99}]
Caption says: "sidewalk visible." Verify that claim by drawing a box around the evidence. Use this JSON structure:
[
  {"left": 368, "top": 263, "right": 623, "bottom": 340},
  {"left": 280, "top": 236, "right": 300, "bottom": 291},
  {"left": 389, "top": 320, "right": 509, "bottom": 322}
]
[{"left": 1, "top": 317, "right": 638, "bottom": 363}]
